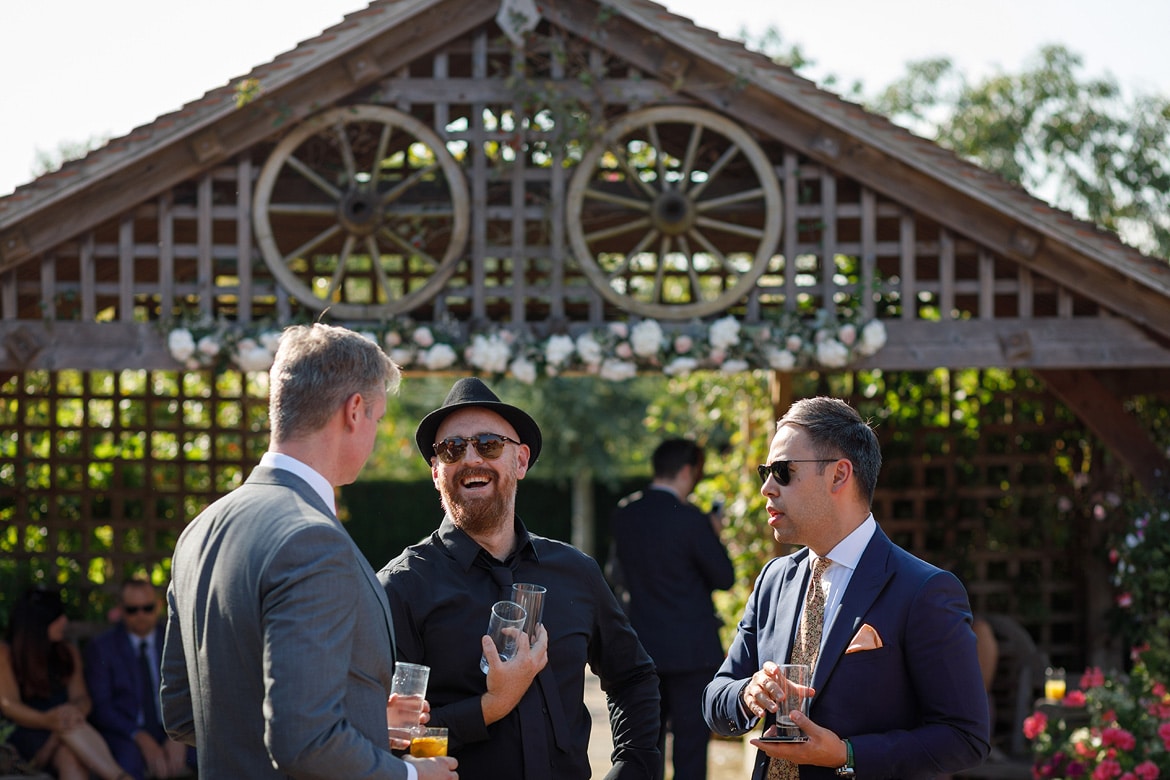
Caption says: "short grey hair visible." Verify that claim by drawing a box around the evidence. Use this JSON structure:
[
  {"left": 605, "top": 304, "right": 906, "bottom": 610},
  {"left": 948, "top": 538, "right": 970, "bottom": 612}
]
[
  {"left": 268, "top": 324, "right": 400, "bottom": 443},
  {"left": 777, "top": 396, "right": 881, "bottom": 505}
]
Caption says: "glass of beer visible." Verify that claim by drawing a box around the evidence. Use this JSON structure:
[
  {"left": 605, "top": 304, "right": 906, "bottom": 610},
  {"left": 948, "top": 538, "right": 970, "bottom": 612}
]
[{"left": 410, "top": 727, "right": 448, "bottom": 757}]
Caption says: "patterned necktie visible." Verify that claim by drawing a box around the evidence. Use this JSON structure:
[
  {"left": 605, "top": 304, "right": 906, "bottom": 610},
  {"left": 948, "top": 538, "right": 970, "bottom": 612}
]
[{"left": 768, "top": 556, "right": 832, "bottom": 780}]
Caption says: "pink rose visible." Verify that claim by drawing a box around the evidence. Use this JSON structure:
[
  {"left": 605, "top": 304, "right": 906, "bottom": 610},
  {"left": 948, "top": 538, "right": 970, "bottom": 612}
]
[{"left": 1023, "top": 711, "right": 1048, "bottom": 739}]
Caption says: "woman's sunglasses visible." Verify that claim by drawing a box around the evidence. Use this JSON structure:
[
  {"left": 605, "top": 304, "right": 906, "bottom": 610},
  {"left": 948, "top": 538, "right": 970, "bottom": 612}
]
[
  {"left": 756, "top": 459, "right": 839, "bottom": 486},
  {"left": 434, "top": 433, "right": 521, "bottom": 464}
]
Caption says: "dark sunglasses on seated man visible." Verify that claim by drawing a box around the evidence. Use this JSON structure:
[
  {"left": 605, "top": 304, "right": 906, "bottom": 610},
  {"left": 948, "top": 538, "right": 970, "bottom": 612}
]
[
  {"left": 756, "top": 459, "right": 839, "bottom": 486},
  {"left": 434, "top": 433, "right": 521, "bottom": 464}
]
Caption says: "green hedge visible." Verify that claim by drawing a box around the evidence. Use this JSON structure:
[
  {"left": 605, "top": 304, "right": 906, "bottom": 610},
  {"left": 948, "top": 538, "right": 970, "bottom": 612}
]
[{"left": 340, "top": 478, "right": 643, "bottom": 572}]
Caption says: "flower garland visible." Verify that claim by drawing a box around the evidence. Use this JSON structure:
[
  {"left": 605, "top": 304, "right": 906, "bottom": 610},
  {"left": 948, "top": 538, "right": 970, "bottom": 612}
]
[{"left": 164, "top": 311, "right": 888, "bottom": 380}]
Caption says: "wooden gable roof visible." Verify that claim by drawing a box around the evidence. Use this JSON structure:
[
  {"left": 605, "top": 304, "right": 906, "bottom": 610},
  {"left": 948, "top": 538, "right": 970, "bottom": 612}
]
[{"left": 1, "top": 0, "right": 1168, "bottom": 371}]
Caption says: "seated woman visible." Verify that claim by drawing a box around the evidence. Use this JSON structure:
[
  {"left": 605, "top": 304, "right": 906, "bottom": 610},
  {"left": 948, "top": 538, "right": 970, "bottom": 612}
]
[{"left": 0, "top": 586, "right": 132, "bottom": 780}]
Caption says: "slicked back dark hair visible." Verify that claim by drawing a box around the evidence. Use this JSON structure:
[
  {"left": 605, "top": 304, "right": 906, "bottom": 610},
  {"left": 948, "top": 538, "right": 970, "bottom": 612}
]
[{"left": 777, "top": 396, "right": 881, "bottom": 505}]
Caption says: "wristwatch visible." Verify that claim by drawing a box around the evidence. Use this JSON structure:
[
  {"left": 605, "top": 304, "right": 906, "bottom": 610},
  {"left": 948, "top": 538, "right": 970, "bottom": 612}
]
[{"left": 836, "top": 738, "right": 855, "bottom": 777}]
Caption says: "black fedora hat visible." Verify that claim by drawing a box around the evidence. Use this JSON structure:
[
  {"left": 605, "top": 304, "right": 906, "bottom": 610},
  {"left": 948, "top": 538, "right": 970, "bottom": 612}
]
[{"left": 415, "top": 377, "right": 542, "bottom": 467}]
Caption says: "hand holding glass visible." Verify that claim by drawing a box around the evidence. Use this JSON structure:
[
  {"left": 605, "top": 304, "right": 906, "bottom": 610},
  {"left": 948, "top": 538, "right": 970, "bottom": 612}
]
[
  {"left": 758, "top": 663, "right": 812, "bottom": 742},
  {"left": 387, "top": 661, "right": 429, "bottom": 742},
  {"left": 480, "top": 600, "right": 527, "bottom": 674}
]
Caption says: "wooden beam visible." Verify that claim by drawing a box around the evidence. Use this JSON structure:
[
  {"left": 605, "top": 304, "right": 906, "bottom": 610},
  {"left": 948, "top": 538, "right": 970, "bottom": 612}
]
[{"left": 1036, "top": 369, "right": 1170, "bottom": 493}]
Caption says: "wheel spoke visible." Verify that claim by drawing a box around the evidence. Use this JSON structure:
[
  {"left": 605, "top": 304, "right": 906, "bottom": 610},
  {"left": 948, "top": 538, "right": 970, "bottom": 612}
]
[
  {"left": 679, "top": 124, "right": 703, "bottom": 194},
  {"left": 694, "top": 215, "right": 765, "bottom": 240},
  {"left": 366, "top": 236, "right": 396, "bottom": 302},
  {"left": 687, "top": 227, "right": 734, "bottom": 274},
  {"left": 647, "top": 122, "right": 667, "bottom": 186},
  {"left": 383, "top": 204, "right": 457, "bottom": 220},
  {"left": 323, "top": 235, "right": 357, "bottom": 300},
  {"left": 380, "top": 163, "right": 441, "bottom": 206},
  {"left": 281, "top": 224, "right": 342, "bottom": 265},
  {"left": 653, "top": 235, "right": 671, "bottom": 302},
  {"left": 378, "top": 227, "right": 441, "bottom": 270},
  {"left": 267, "top": 203, "right": 337, "bottom": 217},
  {"left": 583, "top": 187, "right": 653, "bottom": 212},
  {"left": 695, "top": 187, "right": 767, "bottom": 212},
  {"left": 371, "top": 124, "right": 393, "bottom": 184},
  {"left": 334, "top": 122, "right": 358, "bottom": 182},
  {"left": 604, "top": 227, "right": 660, "bottom": 280},
  {"left": 688, "top": 143, "right": 742, "bottom": 200},
  {"left": 607, "top": 144, "right": 659, "bottom": 200},
  {"left": 286, "top": 154, "right": 343, "bottom": 200},
  {"left": 677, "top": 234, "right": 704, "bottom": 301},
  {"left": 584, "top": 216, "right": 652, "bottom": 244}
]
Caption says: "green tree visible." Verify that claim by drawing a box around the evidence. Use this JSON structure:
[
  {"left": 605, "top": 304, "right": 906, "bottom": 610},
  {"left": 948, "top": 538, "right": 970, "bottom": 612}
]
[{"left": 869, "top": 46, "right": 1170, "bottom": 260}]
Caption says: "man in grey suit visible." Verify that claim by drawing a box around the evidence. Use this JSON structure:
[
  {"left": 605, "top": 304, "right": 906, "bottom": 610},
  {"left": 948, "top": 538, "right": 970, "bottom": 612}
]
[{"left": 161, "top": 323, "right": 458, "bottom": 779}]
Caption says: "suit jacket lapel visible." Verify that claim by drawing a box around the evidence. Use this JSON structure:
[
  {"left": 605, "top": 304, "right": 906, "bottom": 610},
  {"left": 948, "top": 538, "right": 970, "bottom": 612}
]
[
  {"left": 813, "top": 528, "right": 894, "bottom": 688},
  {"left": 775, "top": 551, "right": 810, "bottom": 664}
]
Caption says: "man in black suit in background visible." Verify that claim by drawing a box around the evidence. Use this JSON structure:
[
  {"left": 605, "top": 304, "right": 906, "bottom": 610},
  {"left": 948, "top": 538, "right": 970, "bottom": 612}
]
[{"left": 610, "top": 439, "right": 735, "bottom": 780}]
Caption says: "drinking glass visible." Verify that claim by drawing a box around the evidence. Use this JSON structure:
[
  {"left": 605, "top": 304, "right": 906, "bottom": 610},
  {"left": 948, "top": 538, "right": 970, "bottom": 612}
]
[
  {"left": 510, "top": 583, "right": 546, "bottom": 641},
  {"left": 409, "top": 727, "right": 448, "bottom": 757},
  {"left": 761, "top": 663, "right": 812, "bottom": 742},
  {"left": 1045, "top": 667, "right": 1066, "bottom": 702},
  {"left": 479, "top": 600, "right": 527, "bottom": 674},
  {"left": 387, "top": 661, "right": 429, "bottom": 741}
]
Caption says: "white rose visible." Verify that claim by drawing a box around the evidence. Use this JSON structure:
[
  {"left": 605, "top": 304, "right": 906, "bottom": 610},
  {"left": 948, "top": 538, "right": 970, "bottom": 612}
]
[
  {"left": 467, "top": 334, "right": 511, "bottom": 374},
  {"left": 598, "top": 358, "right": 637, "bottom": 381},
  {"left": 858, "top": 320, "right": 888, "bottom": 355},
  {"left": 545, "top": 335, "right": 576, "bottom": 367},
  {"left": 664, "top": 357, "right": 698, "bottom": 376},
  {"left": 708, "top": 316, "right": 741, "bottom": 350},
  {"left": 197, "top": 335, "right": 220, "bottom": 357},
  {"left": 720, "top": 359, "right": 749, "bottom": 374},
  {"left": 838, "top": 323, "right": 857, "bottom": 346},
  {"left": 389, "top": 347, "right": 415, "bottom": 367},
  {"left": 509, "top": 357, "right": 537, "bottom": 385},
  {"left": 630, "top": 320, "right": 664, "bottom": 358},
  {"left": 673, "top": 335, "right": 693, "bottom": 354},
  {"left": 576, "top": 333, "right": 603, "bottom": 366},
  {"left": 259, "top": 331, "right": 282, "bottom": 352},
  {"left": 608, "top": 322, "right": 629, "bottom": 339},
  {"left": 422, "top": 343, "right": 457, "bottom": 370},
  {"left": 412, "top": 327, "right": 435, "bottom": 347},
  {"left": 167, "top": 329, "right": 196, "bottom": 362},
  {"left": 384, "top": 330, "right": 402, "bottom": 349},
  {"left": 236, "top": 341, "right": 275, "bottom": 373},
  {"left": 615, "top": 341, "right": 633, "bottom": 359},
  {"left": 785, "top": 334, "right": 803, "bottom": 353},
  {"left": 765, "top": 348, "right": 796, "bottom": 371},
  {"left": 816, "top": 339, "right": 850, "bottom": 368}
]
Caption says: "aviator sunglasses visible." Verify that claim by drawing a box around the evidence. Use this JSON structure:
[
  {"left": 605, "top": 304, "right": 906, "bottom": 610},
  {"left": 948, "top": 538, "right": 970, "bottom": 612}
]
[
  {"left": 122, "top": 603, "right": 156, "bottom": 615},
  {"left": 756, "top": 459, "right": 839, "bottom": 486},
  {"left": 434, "top": 433, "right": 521, "bottom": 464}
]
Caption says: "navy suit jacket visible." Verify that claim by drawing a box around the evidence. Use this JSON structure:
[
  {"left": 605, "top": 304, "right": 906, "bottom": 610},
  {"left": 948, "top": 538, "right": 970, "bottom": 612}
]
[
  {"left": 610, "top": 487, "right": 734, "bottom": 673},
  {"left": 85, "top": 622, "right": 164, "bottom": 742},
  {"left": 703, "top": 525, "right": 990, "bottom": 779}
]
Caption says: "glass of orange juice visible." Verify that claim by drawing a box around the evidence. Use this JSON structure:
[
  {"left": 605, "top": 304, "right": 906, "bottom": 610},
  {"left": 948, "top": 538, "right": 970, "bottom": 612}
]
[
  {"left": 410, "top": 727, "right": 448, "bottom": 757},
  {"left": 1044, "top": 667, "right": 1066, "bottom": 702}
]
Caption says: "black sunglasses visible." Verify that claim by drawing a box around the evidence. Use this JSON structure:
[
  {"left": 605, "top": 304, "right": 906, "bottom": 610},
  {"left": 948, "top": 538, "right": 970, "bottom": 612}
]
[
  {"left": 123, "top": 603, "right": 156, "bottom": 615},
  {"left": 757, "top": 459, "right": 839, "bottom": 486},
  {"left": 434, "top": 433, "right": 521, "bottom": 464}
]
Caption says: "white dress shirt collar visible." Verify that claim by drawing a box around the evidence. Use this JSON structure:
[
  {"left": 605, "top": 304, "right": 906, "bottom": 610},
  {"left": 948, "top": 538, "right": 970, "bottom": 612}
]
[{"left": 260, "top": 451, "right": 336, "bottom": 515}]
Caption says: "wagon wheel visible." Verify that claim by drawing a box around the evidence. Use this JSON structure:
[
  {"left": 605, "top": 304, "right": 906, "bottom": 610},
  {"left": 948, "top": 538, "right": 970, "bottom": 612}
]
[
  {"left": 567, "top": 106, "right": 782, "bottom": 319},
  {"left": 253, "top": 105, "right": 469, "bottom": 319}
]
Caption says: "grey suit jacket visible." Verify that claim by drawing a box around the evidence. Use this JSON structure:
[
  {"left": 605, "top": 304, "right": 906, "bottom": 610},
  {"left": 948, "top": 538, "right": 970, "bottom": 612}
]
[{"left": 161, "top": 466, "right": 409, "bottom": 779}]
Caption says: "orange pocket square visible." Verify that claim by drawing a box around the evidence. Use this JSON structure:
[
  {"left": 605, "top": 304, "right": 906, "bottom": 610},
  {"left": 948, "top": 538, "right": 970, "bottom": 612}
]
[{"left": 845, "top": 623, "right": 883, "bottom": 654}]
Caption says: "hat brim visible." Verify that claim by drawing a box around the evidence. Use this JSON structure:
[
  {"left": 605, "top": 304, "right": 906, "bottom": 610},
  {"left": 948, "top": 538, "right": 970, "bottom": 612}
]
[{"left": 415, "top": 398, "right": 542, "bottom": 468}]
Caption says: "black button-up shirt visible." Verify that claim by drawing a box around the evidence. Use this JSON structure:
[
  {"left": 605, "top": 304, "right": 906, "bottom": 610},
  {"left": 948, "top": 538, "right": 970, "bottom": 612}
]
[{"left": 378, "top": 515, "right": 660, "bottom": 780}]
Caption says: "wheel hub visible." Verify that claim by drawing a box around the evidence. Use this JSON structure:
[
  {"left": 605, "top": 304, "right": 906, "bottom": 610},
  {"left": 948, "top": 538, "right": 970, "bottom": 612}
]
[
  {"left": 337, "top": 188, "right": 384, "bottom": 237},
  {"left": 651, "top": 190, "right": 695, "bottom": 236}
]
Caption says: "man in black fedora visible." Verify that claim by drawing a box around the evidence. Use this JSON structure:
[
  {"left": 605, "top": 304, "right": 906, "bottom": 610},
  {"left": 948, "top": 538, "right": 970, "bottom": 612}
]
[{"left": 377, "top": 377, "right": 661, "bottom": 780}]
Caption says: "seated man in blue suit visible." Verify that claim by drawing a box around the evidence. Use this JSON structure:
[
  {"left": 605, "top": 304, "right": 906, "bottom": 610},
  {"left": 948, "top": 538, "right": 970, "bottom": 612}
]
[
  {"left": 703, "top": 397, "right": 990, "bottom": 779},
  {"left": 85, "top": 577, "right": 191, "bottom": 779}
]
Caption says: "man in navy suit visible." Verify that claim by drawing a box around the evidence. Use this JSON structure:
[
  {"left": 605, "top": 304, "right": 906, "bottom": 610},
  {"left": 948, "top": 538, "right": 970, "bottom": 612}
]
[
  {"left": 85, "top": 576, "right": 191, "bottom": 779},
  {"left": 703, "top": 397, "right": 990, "bottom": 779},
  {"left": 610, "top": 438, "right": 734, "bottom": 780}
]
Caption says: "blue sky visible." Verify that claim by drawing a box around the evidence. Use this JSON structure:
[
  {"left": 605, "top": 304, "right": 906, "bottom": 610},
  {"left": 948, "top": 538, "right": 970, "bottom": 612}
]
[{"left": 1, "top": 0, "right": 1166, "bottom": 196}]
